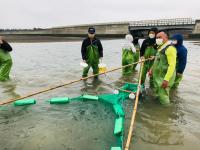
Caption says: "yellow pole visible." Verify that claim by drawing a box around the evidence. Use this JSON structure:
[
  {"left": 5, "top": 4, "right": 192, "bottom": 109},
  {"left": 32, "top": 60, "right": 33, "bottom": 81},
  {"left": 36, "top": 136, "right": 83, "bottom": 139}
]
[
  {"left": 124, "top": 60, "right": 144, "bottom": 150},
  {"left": 0, "top": 58, "right": 150, "bottom": 105}
]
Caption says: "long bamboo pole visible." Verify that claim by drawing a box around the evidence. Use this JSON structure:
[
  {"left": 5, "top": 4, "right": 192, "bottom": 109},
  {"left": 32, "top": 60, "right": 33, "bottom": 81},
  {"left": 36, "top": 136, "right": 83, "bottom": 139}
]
[
  {"left": 0, "top": 58, "right": 150, "bottom": 105},
  {"left": 124, "top": 59, "right": 144, "bottom": 150}
]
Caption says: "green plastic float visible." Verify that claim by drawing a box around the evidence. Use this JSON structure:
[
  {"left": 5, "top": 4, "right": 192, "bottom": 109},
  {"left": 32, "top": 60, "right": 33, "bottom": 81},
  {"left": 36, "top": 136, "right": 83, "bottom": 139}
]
[
  {"left": 14, "top": 98, "right": 36, "bottom": 106},
  {"left": 110, "top": 147, "right": 122, "bottom": 150},
  {"left": 114, "top": 117, "right": 124, "bottom": 135},
  {"left": 82, "top": 95, "right": 99, "bottom": 101},
  {"left": 49, "top": 97, "right": 69, "bottom": 104}
]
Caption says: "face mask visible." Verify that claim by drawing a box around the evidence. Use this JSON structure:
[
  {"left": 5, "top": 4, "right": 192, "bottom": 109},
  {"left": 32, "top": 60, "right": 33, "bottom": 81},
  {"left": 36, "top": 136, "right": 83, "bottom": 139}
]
[
  {"left": 171, "top": 40, "right": 178, "bottom": 45},
  {"left": 156, "top": 38, "right": 164, "bottom": 46},
  {"left": 149, "top": 34, "right": 155, "bottom": 39},
  {"left": 88, "top": 33, "right": 95, "bottom": 39}
]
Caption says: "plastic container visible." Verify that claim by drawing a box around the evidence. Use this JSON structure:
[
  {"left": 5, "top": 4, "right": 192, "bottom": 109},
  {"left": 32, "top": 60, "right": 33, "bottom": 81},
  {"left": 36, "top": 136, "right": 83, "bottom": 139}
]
[
  {"left": 98, "top": 63, "right": 107, "bottom": 73},
  {"left": 50, "top": 97, "right": 69, "bottom": 104},
  {"left": 14, "top": 99, "right": 36, "bottom": 106},
  {"left": 80, "top": 61, "right": 88, "bottom": 68}
]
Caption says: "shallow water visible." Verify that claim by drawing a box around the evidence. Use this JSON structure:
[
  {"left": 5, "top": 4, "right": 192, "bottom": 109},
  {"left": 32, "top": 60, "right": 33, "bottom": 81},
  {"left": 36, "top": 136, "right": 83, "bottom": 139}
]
[{"left": 0, "top": 39, "right": 200, "bottom": 150}]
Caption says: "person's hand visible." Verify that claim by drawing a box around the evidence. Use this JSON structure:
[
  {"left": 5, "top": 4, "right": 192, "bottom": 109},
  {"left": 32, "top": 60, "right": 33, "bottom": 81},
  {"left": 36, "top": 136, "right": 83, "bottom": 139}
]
[
  {"left": 148, "top": 69, "right": 153, "bottom": 77},
  {"left": 140, "top": 56, "right": 145, "bottom": 61},
  {"left": 161, "top": 80, "right": 169, "bottom": 88}
]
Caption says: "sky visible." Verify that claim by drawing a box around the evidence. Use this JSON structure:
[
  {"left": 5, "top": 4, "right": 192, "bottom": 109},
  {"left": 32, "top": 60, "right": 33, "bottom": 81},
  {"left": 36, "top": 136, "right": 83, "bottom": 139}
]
[{"left": 1, "top": 0, "right": 199, "bottom": 29}]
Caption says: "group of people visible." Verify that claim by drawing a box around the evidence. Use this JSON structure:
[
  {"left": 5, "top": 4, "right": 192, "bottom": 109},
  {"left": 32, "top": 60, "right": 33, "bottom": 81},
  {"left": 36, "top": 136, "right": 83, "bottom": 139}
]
[
  {"left": 0, "top": 27, "right": 187, "bottom": 105},
  {"left": 81, "top": 27, "right": 187, "bottom": 105}
]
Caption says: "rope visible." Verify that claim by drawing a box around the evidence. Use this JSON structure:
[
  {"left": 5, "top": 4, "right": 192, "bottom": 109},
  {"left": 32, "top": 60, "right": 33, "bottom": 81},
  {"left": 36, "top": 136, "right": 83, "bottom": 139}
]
[
  {"left": 124, "top": 59, "right": 145, "bottom": 150},
  {"left": 0, "top": 58, "right": 151, "bottom": 105}
]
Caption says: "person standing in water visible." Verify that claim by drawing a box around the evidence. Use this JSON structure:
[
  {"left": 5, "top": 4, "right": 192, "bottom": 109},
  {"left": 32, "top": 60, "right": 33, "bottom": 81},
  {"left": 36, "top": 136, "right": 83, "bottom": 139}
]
[
  {"left": 171, "top": 34, "right": 188, "bottom": 88},
  {"left": 81, "top": 27, "right": 103, "bottom": 79},
  {"left": 140, "top": 28, "right": 158, "bottom": 86},
  {"left": 149, "top": 31, "right": 177, "bottom": 105},
  {"left": 0, "top": 36, "right": 13, "bottom": 81},
  {"left": 122, "top": 34, "right": 138, "bottom": 76}
]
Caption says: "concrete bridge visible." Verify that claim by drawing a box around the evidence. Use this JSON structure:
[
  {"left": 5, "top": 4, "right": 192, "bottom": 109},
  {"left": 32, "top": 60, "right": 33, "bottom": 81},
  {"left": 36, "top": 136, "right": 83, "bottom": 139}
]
[
  {"left": 0, "top": 18, "right": 198, "bottom": 42},
  {"left": 190, "top": 20, "right": 200, "bottom": 38},
  {"left": 129, "top": 18, "right": 195, "bottom": 38}
]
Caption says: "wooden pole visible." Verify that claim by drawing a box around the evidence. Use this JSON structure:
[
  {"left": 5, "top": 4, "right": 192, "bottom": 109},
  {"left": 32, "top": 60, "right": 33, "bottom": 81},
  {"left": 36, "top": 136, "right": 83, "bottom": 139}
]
[
  {"left": 0, "top": 59, "right": 151, "bottom": 105},
  {"left": 124, "top": 60, "right": 144, "bottom": 150}
]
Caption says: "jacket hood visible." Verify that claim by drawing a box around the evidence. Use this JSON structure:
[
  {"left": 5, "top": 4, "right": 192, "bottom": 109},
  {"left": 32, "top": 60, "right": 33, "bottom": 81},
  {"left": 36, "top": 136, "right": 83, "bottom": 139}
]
[{"left": 172, "top": 34, "right": 183, "bottom": 46}]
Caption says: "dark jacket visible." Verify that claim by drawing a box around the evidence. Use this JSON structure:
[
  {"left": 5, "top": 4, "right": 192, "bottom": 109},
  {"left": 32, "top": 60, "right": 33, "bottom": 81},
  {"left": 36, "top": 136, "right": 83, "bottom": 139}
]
[
  {"left": 140, "top": 38, "right": 157, "bottom": 57},
  {"left": 0, "top": 40, "right": 12, "bottom": 52},
  {"left": 172, "top": 34, "right": 187, "bottom": 74},
  {"left": 81, "top": 37, "right": 103, "bottom": 60}
]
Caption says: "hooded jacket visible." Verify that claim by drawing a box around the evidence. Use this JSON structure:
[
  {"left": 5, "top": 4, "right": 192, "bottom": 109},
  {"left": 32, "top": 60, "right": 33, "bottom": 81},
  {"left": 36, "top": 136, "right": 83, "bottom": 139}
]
[
  {"left": 140, "top": 28, "right": 158, "bottom": 57},
  {"left": 172, "top": 34, "right": 187, "bottom": 74}
]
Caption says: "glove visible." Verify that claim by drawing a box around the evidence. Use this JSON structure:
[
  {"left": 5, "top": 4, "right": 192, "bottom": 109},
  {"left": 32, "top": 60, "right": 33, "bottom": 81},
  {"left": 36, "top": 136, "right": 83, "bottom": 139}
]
[
  {"left": 140, "top": 56, "right": 145, "bottom": 61},
  {"left": 161, "top": 80, "right": 169, "bottom": 88}
]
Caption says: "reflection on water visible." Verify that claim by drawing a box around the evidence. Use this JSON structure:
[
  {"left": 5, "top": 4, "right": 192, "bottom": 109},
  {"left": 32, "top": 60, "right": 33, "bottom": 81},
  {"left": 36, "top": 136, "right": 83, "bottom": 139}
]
[{"left": 0, "top": 40, "right": 200, "bottom": 150}]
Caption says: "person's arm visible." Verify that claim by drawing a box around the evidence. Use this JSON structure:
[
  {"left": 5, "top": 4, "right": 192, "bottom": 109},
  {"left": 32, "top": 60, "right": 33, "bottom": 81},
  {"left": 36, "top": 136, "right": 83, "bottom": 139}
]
[
  {"left": 140, "top": 40, "right": 147, "bottom": 57},
  {"left": 98, "top": 40, "right": 103, "bottom": 58},
  {"left": 0, "top": 40, "right": 12, "bottom": 52},
  {"left": 81, "top": 40, "right": 87, "bottom": 60},
  {"left": 164, "top": 46, "right": 177, "bottom": 81},
  {"left": 177, "top": 47, "right": 187, "bottom": 74}
]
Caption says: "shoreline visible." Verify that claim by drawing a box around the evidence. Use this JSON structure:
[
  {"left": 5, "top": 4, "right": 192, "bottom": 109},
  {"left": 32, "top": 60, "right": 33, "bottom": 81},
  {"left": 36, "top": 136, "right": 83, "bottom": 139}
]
[{"left": 2, "top": 35, "right": 200, "bottom": 43}]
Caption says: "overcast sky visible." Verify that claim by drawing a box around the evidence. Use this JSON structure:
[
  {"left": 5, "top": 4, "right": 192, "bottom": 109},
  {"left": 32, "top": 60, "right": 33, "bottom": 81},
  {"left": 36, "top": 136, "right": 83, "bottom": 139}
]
[{"left": 1, "top": 0, "right": 199, "bottom": 29}]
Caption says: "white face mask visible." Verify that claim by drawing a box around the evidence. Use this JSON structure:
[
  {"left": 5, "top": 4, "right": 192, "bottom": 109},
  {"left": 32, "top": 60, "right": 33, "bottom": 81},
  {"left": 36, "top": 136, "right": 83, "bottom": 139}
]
[
  {"left": 171, "top": 40, "right": 178, "bottom": 45},
  {"left": 149, "top": 34, "right": 155, "bottom": 39},
  {"left": 88, "top": 33, "right": 95, "bottom": 39},
  {"left": 156, "top": 38, "right": 164, "bottom": 46}
]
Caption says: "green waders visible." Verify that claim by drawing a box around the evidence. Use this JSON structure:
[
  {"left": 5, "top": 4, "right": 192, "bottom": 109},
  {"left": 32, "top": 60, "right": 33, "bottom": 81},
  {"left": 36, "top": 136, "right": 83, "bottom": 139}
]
[
  {"left": 122, "top": 48, "right": 134, "bottom": 76},
  {"left": 132, "top": 44, "right": 140, "bottom": 70},
  {"left": 152, "top": 48, "right": 176, "bottom": 105},
  {"left": 82, "top": 45, "right": 99, "bottom": 78},
  {"left": 172, "top": 59, "right": 183, "bottom": 88},
  {"left": 172, "top": 74, "right": 183, "bottom": 88},
  {"left": 141, "top": 46, "right": 157, "bottom": 86},
  {"left": 0, "top": 49, "right": 12, "bottom": 81}
]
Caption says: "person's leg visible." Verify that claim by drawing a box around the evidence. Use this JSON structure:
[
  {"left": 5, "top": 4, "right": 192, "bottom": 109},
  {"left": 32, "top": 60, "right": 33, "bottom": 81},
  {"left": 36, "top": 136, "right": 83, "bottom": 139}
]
[
  {"left": 0, "top": 59, "right": 12, "bottom": 81},
  {"left": 149, "top": 76, "right": 154, "bottom": 88},
  {"left": 92, "top": 63, "right": 99, "bottom": 79},
  {"left": 82, "top": 65, "right": 90, "bottom": 78},
  {"left": 158, "top": 87, "right": 170, "bottom": 105},
  {"left": 122, "top": 60, "right": 131, "bottom": 76},
  {"left": 172, "top": 75, "right": 183, "bottom": 88},
  {"left": 133, "top": 51, "right": 139, "bottom": 70},
  {"left": 141, "top": 64, "right": 148, "bottom": 85}
]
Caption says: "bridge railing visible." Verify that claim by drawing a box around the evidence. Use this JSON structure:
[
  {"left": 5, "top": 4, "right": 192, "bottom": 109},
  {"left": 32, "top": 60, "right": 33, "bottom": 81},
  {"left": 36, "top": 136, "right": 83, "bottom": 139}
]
[{"left": 129, "top": 18, "right": 195, "bottom": 27}]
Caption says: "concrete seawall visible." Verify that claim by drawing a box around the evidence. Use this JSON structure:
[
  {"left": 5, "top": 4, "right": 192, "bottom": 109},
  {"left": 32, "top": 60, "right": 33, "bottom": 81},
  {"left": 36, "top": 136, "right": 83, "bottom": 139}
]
[{"left": 0, "top": 23, "right": 129, "bottom": 42}]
